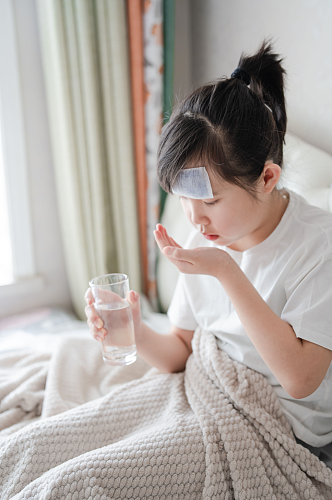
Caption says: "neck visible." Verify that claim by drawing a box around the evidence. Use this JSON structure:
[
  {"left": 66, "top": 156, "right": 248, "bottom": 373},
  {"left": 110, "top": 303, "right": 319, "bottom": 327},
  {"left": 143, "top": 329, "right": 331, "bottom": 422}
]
[
  {"left": 228, "top": 189, "right": 289, "bottom": 252},
  {"left": 262, "top": 188, "right": 289, "bottom": 234}
]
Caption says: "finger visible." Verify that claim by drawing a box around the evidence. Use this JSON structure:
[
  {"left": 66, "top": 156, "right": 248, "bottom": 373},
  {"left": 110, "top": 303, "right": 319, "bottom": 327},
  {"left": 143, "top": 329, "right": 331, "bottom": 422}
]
[
  {"left": 160, "top": 251, "right": 193, "bottom": 271},
  {"left": 156, "top": 223, "right": 169, "bottom": 240},
  {"left": 126, "top": 290, "right": 141, "bottom": 313},
  {"left": 127, "top": 290, "right": 139, "bottom": 303},
  {"left": 158, "top": 224, "right": 182, "bottom": 248},
  {"left": 154, "top": 226, "right": 182, "bottom": 252},
  {"left": 87, "top": 319, "right": 107, "bottom": 341},
  {"left": 85, "top": 304, "right": 104, "bottom": 328},
  {"left": 163, "top": 246, "right": 193, "bottom": 264},
  {"left": 169, "top": 236, "right": 182, "bottom": 248},
  {"left": 154, "top": 230, "right": 168, "bottom": 253},
  {"left": 160, "top": 253, "right": 195, "bottom": 275},
  {"left": 154, "top": 230, "right": 166, "bottom": 253},
  {"left": 154, "top": 226, "right": 168, "bottom": 243},
  {"left": 84, "top": 288, "right": 94, "bottom": 305},
  {"left": 159, "top": 225, "right": 175, "bottom": 245}
]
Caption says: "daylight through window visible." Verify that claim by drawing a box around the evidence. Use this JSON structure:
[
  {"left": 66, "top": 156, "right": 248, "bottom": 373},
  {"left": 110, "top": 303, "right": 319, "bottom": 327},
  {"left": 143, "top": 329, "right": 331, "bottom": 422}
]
[{"left": 0, "top": 124, "right": 13, "bottom": 285}]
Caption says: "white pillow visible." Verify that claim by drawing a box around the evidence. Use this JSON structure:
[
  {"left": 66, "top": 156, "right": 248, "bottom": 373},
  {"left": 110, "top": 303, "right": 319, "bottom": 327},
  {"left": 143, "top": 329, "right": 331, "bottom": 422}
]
[{"left": 281, "top": 134, "right": 332, "bottom": 212}]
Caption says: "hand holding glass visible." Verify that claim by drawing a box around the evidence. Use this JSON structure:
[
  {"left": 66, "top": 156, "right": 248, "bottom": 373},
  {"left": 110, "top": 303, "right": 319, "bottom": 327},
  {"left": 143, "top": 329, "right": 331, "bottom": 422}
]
[{"left": 89, "top": 273, "right": 137, "bottom": 366}]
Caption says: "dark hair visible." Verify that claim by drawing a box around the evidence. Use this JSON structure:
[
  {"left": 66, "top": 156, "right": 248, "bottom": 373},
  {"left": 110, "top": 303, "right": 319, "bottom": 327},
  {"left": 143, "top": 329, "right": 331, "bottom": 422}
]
[{"left": 157, "top": 40, "right": 287, "bottom": 198}]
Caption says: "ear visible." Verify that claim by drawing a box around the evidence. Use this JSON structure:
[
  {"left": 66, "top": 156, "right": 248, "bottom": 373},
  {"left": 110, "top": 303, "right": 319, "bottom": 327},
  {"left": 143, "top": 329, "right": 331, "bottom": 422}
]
[{"left": 261, "top": 162, "right": 281, "bottom": 194}]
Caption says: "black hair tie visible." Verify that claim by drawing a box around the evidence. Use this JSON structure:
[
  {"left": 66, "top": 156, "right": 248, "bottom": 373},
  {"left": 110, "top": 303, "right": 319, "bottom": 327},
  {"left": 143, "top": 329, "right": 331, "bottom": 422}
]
[{"left": 231, "top": 68, "right": 251, "bottom": 86}]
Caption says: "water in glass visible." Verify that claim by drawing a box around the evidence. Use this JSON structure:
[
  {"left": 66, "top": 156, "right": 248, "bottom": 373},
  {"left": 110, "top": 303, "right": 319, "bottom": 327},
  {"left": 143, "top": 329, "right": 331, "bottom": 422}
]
[{"left": 95, "top": 301, "right": 136, "bottom": 365}]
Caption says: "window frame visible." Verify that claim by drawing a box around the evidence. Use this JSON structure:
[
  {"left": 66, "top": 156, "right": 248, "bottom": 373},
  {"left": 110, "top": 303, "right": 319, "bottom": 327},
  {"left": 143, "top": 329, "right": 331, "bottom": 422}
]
[{"left": 0, "top": 0, "right": 42, "bottom": 295}]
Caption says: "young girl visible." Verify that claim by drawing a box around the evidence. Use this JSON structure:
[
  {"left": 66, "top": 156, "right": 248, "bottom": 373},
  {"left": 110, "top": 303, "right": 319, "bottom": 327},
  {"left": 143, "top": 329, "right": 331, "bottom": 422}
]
[{"left": 85, "top": 41, "right": 332, "bottom": 468}]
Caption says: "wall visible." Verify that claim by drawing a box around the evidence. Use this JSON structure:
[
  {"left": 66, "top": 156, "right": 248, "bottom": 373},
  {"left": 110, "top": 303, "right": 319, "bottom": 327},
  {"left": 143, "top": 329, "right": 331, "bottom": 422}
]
[
  {"left": 188, "top": 0, "right": 332, "bottom": 157},
  {"left": 0, "top": 0, "right": 72, "bottom": 319}
]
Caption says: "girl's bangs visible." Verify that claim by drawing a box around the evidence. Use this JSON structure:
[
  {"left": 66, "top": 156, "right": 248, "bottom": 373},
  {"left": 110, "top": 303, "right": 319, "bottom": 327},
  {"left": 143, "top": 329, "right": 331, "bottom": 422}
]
[{"left": 157, "top": 114, "right": 229, "bottom": 194}]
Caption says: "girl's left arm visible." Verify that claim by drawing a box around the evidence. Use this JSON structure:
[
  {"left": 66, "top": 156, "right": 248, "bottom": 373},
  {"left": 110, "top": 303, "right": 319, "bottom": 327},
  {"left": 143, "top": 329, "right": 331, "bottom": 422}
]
[
  {"left": 155, "top": 224, "right": 332, "bottom": 399},
  {"left": 216, "top": 258, "right": 332, "bottom": 399}
]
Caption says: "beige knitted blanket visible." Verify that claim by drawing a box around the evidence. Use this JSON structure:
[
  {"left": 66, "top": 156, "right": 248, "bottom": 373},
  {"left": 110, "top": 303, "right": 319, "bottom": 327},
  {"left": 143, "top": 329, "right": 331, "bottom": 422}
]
[{"left": 1, "top": 327, "right": 332, "bottom": 499}]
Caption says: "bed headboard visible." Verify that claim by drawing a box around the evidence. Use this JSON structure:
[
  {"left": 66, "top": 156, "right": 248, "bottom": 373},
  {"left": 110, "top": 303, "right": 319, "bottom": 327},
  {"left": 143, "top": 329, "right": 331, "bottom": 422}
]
[{"left": 157, "top": 134, "right": 332, "bottom": 313}]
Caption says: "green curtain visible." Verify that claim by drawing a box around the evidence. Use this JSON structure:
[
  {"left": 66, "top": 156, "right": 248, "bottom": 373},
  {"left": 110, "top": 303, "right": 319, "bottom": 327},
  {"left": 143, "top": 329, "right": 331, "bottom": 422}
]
[
  {"left": 36, "top": 0, "right": 141, "bottom": 319},
  {"left": 160, "top": 0, "right": 175, "bottom": 219}
]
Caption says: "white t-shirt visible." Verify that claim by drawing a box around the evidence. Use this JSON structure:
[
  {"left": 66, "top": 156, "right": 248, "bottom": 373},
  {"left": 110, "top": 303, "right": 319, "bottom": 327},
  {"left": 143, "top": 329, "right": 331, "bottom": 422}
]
[{"left": 167, "top": 189, "right": 332, "bottom": 447}]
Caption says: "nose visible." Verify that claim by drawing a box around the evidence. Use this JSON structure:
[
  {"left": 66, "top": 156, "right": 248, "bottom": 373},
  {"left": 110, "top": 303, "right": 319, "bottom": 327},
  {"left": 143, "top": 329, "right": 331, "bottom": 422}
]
[{"left": 189, "top": 200, "right": 210, "bottom": 226}]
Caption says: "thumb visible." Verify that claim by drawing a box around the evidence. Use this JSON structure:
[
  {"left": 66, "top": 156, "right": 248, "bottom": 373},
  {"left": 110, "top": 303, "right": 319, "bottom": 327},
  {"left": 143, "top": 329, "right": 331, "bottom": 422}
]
[
  {"left": 127, "top": 290, "right": 140, "bottom": 308},
  {"left": 127, "top": 290, "right": 142, "bottom": 332},
  {"left": 163, "top": 246, "right": 187, "bottom": 260}
]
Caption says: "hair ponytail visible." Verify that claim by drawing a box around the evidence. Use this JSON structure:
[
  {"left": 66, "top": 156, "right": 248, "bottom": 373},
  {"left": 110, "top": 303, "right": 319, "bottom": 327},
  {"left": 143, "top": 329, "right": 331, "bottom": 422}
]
[
  {"left": 237, "top": 40, "right": 287, "bottom": 142},
  {"left": 158, "top": 40, "right": 288, "bottom": 199}
]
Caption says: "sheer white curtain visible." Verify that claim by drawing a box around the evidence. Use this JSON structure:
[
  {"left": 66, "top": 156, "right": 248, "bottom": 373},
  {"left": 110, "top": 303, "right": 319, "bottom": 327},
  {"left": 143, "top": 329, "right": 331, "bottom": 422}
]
[{"left": 36, "top": 0, "right": 141, "bottom": 319}]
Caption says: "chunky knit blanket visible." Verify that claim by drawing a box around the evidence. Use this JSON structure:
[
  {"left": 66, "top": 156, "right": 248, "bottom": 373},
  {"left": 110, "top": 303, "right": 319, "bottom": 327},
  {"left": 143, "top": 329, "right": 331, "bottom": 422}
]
[{"left": 1, "top": 327, "right": 332, "bottom": 499}]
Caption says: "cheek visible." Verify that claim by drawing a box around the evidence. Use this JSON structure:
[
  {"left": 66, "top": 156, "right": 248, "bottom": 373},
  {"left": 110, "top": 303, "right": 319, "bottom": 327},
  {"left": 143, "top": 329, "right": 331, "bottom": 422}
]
[
  {"left": 226, "top": 201, "right": 257, "bottom": 230},
  {"left": 212, "top": 205, "right": 241, "bottom": 231}
]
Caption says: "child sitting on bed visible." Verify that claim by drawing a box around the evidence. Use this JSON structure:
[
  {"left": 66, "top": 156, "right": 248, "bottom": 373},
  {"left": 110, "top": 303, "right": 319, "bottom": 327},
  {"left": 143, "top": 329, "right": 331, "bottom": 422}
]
[{"left": 85, "top": 41, "right": 332, "bottom": 468}]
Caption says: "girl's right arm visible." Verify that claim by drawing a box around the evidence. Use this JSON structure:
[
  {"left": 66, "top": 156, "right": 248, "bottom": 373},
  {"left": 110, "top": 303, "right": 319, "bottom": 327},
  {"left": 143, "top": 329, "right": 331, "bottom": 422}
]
[{"left": 84, "top": 288, "right": 194, "bottom": 373}]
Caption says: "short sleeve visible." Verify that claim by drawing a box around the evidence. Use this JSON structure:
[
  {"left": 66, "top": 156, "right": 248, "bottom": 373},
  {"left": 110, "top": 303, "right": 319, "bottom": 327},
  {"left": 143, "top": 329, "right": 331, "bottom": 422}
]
[
  {"left": 167, "top": 272, "right": 198, "bottom": 331},
  {"left": 281, "top": 253, "right": 332, "bottom": 351}
]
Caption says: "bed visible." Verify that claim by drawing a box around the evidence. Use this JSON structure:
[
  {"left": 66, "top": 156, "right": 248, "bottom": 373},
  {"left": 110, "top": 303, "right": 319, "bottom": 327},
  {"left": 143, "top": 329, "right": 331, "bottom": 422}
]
[{"left": 1, "top": 133, "right": 332, "bottom": 499}]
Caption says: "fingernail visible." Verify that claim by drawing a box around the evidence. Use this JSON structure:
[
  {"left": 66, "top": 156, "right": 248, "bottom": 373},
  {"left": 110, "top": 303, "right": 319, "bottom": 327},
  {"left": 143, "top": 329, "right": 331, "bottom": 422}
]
[
  {"left": 94, "top": 318, "right": 103, "bottom": 328},
  {"left": 164, "top": 247, "right": 172, "bottom": 255},
  {"left": 96, "top": 335, "right": 102, "bottom": 341}
]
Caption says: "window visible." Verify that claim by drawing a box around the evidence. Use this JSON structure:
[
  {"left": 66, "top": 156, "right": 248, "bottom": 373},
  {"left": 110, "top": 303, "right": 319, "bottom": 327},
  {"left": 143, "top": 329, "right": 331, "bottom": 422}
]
[
  {"left": 0, "top": 0, "right": 43, "bottom": 300},
  {"left": 0, "top": 128, "right": 13, "bottom": 284}
]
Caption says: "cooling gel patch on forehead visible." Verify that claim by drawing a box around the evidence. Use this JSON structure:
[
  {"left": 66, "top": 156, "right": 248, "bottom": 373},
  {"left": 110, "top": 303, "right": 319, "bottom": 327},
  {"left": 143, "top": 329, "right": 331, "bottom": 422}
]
[{"left": 171, "top": 167, "right": 214, "bottom": 199}]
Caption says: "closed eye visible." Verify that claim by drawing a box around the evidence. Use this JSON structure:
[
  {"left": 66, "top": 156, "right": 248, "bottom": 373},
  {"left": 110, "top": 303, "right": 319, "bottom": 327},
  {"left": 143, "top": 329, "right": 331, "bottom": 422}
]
[{"left": 204, "top": 199, "right": 219, "bottom": 206}]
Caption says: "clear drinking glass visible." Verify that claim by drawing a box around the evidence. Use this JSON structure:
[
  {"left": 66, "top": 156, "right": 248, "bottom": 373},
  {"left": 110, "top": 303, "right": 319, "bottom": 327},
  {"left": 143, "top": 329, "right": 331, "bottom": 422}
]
[{"left": 89, "top": 273, "right": 137, "bottom": 366}]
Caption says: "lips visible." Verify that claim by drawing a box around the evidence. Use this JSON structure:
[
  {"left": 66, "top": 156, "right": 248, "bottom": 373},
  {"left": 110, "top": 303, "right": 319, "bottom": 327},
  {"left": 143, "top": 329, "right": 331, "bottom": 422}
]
[{"left": 202, "top": 233, "right": 219, "bottom": 241}]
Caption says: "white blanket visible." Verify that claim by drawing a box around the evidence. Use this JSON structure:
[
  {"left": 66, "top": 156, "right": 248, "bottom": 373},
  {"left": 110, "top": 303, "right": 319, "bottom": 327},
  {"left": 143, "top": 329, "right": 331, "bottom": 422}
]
[{"left": 1, "top": 328, "right": 332, "bottom": 499}]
